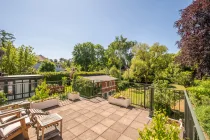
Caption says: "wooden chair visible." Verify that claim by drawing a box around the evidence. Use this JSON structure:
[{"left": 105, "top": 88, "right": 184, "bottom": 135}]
[
  {"left": 0, "top": 112, "right": 31, "bottom": 140},
  {"left": 28, "top": 109, "right": 49, "bottom": 126}
]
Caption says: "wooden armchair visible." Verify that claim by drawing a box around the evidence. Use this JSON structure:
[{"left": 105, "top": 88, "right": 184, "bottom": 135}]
[{"left": 0, "top": 115, "right": 31, "bottom": 140}]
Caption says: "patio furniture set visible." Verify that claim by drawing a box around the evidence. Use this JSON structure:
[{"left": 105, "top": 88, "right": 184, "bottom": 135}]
[{"left": 0, "top": 102, "right": 62, "bottom": 140}]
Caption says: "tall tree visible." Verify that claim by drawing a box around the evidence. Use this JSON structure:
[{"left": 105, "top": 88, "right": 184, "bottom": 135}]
[
  {"left": 0, "top": 30, "right": 15, "bottom": 59},
  {"left": 72, "top": 42, "right": 95, "bottom": 71},
  {"left": 17, "top": 45, "right": 37, "bottom": 73},
  {"left": 106, "top": 35, "right": 136, "bottom": 69},
  {"left": 0, "top": 42, "right": 18, "bottom": 74},
  {"left": 130, "top": 43, "right": 168, "bottom": 83},
  {"left": 175, "top": 0, "right": 210, "bottom": 78},
  {"left": 93, "top": 44, "right": 106, "bottom": 70},
  {"left": 39, "top": 60, "right": 56, "bottom": 72}
]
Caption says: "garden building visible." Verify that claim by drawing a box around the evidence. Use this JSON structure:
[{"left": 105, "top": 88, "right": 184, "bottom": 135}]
[
  {"left": 82, "top": 75, "right": 117, "bottom": 99},
  {"left": 0, "top": 75, "right": 43, "bottom": 101}
]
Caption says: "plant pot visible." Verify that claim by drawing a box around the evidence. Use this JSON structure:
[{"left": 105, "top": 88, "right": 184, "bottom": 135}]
[
  {"left": 68, "top": 93, "right": 80, "bottom": 101},
  {"left": 30, "top": 98, "right": 59, "bottom": 110},
  {"left": 168, "top": 118, "right": 184, "bottom": 138},
  {"left": 108, "top": 96, "right": 130, "bottom": 107}
]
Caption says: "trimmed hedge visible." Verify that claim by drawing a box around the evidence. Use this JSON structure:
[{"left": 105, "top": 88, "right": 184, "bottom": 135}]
[
  {"left": 39, "top": 72, "right": 70, "bottom": 81},
  {"left": 73, "top": 71, "right": 106, "bottom": 79},
  {"left": 39, "top": 71, "right": 106, "bottom": 81}
]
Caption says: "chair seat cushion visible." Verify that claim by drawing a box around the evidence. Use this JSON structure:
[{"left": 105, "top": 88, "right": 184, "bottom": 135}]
[
  {"left": 0, "top": 116, "right": 30, "bottom": 137},
  {"left": 1, "top": 115, "right": 16, "bottom": 123}
]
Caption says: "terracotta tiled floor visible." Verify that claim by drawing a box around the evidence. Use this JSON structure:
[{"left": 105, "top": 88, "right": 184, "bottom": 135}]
[{"left": 15, "top": 98, "right": 151, "bottom": 140}]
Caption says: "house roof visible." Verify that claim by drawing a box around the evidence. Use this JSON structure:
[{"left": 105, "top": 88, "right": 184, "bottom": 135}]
[
  {"left": 82, "top": 75, "right": 117, "bottom": 82},
  {"left": 36, "top": 55, "right": 48, "bottom": 61},
  {"left": 0, "top": 74, "right": 43, "bottom": 80}
]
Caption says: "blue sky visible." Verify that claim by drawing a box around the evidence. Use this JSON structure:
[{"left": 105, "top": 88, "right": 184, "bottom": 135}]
[{"left": 0, "top": 0, "right": 191, "bottom": 59}]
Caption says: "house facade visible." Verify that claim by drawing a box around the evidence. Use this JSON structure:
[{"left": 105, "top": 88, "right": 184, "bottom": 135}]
[{"left": 82, "top": 75, "right": 117, "bottom": 99}]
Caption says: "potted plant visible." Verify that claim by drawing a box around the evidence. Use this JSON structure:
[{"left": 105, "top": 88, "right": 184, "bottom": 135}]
[
  {"left": 108, "top": 93, "right": 130, "bottom": 107},
  {"left": 68, "top": 91, "right": 80, "bottom": 101},
  {"left": 30, "top": 80, "right": 59, "bottom": 109}
]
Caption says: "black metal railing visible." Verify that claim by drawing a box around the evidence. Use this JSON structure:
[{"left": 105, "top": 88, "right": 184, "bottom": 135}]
[{"left": 184, "top": 90, "right": 205, "bottom": 140}]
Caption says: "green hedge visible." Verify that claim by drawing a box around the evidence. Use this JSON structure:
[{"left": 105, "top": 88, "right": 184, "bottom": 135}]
[
  {"left": 39, "top": 72, "right": 70, "bottom": 81},
  {"left": 73, "top": 71, "right": 106, "bottom": 79},
  {"left": 39, "top": 71, "right": 106, "bottom": 81}
]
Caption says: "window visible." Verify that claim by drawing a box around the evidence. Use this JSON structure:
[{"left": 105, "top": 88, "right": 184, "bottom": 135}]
[
  {"left": 8, "top": 81, "right": 13, "bottom": 94},
  {"left": 109, "top": 81, "right": 112, "bottom": 87},
  {"left": 31, "top": 80, "right": 35, "bottom": 91},
  {"left": 0, "top": 82, "right": 4, "bottom": 92},
  {"left": 105, "top": 82, "right": 107, "bottom": 87}
]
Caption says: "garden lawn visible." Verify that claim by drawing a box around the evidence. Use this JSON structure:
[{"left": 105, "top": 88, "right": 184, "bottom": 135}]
[{"left": 118, "top": 88, "right": 150, "bottom": 107}]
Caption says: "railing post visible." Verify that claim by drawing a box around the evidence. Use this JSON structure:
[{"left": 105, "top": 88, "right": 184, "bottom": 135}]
[
  {"left": 149, "top": 87, "right": 154, "bottom": 117},
  {"left": 144, "top": 84, "right": 146, "bottom": 108}
]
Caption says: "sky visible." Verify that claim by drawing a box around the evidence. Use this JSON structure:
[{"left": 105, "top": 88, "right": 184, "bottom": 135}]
[{"left": 0, "top": 0, "right": 191, "bottom": 59}]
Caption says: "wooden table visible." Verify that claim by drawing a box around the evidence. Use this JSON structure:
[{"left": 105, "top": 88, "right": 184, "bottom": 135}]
[{"left": 36, "top": 113, "right": 62, "bottom": 140}]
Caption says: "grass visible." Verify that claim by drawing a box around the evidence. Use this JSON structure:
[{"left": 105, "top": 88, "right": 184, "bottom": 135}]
[{"left": 169, "top": 84, "right": 186, "bottom": 90}]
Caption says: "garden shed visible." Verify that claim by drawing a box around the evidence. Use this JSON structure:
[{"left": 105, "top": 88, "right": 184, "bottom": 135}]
[
  {"left": 82, "top": 75, "right": 117, "bottom": 99},
  {"left": 0, "top": 75, "right": 43, "bottom": 101}
]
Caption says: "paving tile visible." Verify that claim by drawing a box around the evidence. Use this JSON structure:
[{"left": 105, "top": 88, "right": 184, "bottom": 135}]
[
  {"left": 117, "top": 135, "right": 133, "bottom": 140},
  {"left": 64, "top": 120, "right": 79, "bottom": 130},
  {"left": 63, "top": 112, "right": 81, "bottom": 122},
  {"left": 84, "top": 112, "right": 96, "bottom": 118},
  {"left": 130, "top": 121, "right": 145, "bottom": 130},
  {"left": 100, "top": 105, "right": 111, "bottom": 110},
  {"left": 85, "top": 105, "right": 97, "bottom": 110},
  {"left": 91, "top": 114, "right": 105, "bottom": 122},
  {"left": 93, "top": 108, "right": 104, "bottom": 114},
  {"left": 135, "top": 116, "right": 150, "bottom": 124},
  {"left": 115, "top": 110, "right": 126, "bottom": 116},
  {"left": 118, "top": 108, "right": 130, "bottom": 113},
  {"left": 123, "top": 114, "right": 137, "bottom": 120},
  {"left": 61, "top": 131, "right": 76, "bottom": 140},
  {"left": 96, "top": 136, "right": 107, "bottom": 140},
  {"left": 82, "top": 119, "right": 98, "bottom": 128},
  {"left": 101, "top": 129, "right": 121, "bottom": 140},
  {"left": 78, "top": 130, "right": 99, "bottom": 140},
  {"left": 99, "top": 101, "right": 108, "bottom": 105},
  {"left": 92, "top": 103, "right": 102, "bottom": 108},
  {"left": 70, "top": 124, "right": 88, "bottom": 136},
  {"left": 100, "top": 118, "right": 115, "bottom": 127},
  {"left": 100, "top": 111, "right": 112, "bottom": 117},
  {"left": 106, "top": 108, "right": 117, "bottom": 113},
  {"left": 138, "top": 110, "right": 149, "bottom": 117},
  {"left": 126, "top": 110, "right": 141, "bottom": 116},
  {"left": 123, "top": 127, "right": 139, "bottom": 140},
  {"left": 69, "top": 105, "right": 82, "bottom": 111},
  {"left": 78, "top": 109, "right": 89, "bottom": 114},
  {"left": 110, "top": 122, "right": 128, "bottom": 133},
  {"left": 58, "top": 110, "right": 73, "bottom": 117},
  {"left": 108, "top": 114, "right": 122, "bottom": 121},
  {"left": 91, "top": 123, "right": 108, "bottom": 135},
  {"left": 74, "top": 115, "right": 89, "bottom": 123},
  {"left": 118, "top": 117, "right": 133, "bottom": 126}
]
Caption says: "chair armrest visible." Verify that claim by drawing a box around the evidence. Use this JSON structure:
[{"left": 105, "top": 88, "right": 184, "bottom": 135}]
[
  {"left": 0, "top": 110, "right": 22, "bottom": 118},
  {"left": 0, "top": 103, "right": 19, "bottom": 110},
  {"left": 1, "top": 108, "right": 25, "bottom": 114},
  {"left": 0, "top": 116, "right": 28, "bottom": 128}
]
